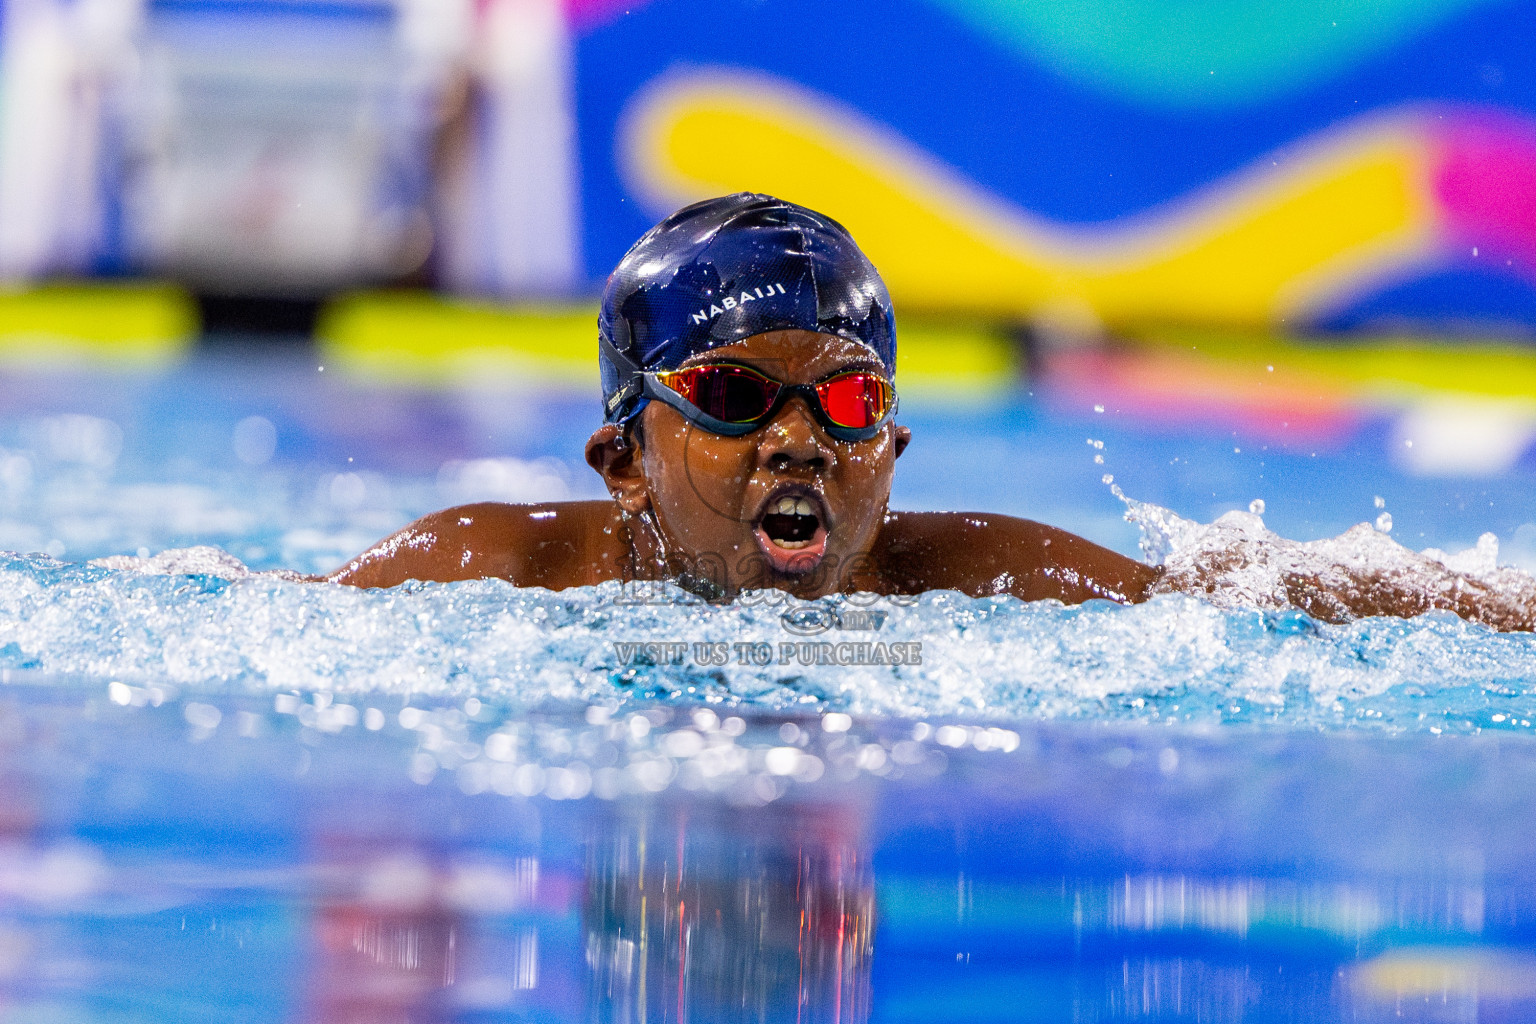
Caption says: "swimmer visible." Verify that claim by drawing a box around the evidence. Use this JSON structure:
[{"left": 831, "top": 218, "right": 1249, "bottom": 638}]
[
  {"left": 328, "top": 193, "right": 1157, "bottom": 605},
  {"left": 325, "top": 194, "right": 1536, "bottom": 631}
]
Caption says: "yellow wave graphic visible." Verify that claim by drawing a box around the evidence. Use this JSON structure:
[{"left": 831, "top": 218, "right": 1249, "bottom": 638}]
[{"left": 620, "top": 70, "right": 1440, "bottom": 328}]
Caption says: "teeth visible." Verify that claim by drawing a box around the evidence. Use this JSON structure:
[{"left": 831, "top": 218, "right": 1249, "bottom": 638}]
[
  {"left": 772, "top": 495, "right": 816, "bottom": 517},
  {"left": 774, "top": 539, "right": 810, "bottom": 549}
]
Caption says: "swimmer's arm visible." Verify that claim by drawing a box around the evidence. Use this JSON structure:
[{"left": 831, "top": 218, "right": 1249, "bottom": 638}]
[
  {"left": 1279, "top": 566, "right": 1536, "bottom": 631},
  {"left": 324, "top": 500, "right": 626, "bottom": 589},
  {"left": 1151, "top": 527, "right": 1536, "bottom": 631},
  {"left": 1271, "top": 573, "right": 1521, "bottom": 630},
  {"left": 874, "top": 512, "right": 1162, "bottom": 604}
]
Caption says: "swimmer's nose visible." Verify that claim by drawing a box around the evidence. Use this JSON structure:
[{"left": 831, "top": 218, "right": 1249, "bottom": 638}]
[{"left": 758, "top": 397, "right": 831, "bottom": 472}]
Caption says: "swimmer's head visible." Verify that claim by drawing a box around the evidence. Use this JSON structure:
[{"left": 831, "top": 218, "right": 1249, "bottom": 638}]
[
  {"left": 588, "top": 196, "right": 908, "bottom": 599},
  {"left": 598, "top": 193, "right": 896, "bottom": 426}
]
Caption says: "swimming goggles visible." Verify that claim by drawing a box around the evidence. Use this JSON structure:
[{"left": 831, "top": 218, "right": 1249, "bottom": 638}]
[{"left": 640, "top": 362, "right": 897, "bottom": 442}]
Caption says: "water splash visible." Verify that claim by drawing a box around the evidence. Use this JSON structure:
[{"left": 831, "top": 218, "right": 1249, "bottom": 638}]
[
  {"left": 1125, "top": 500, "right": 1536, "bottom": 622},
  {"left": 3, "top": 505, "right": 1536, "bottom": 732}
]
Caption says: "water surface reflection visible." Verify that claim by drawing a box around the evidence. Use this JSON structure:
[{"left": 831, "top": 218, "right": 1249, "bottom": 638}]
[
  {"left": 0, "top": 691, "right": 1535, "bottom": 1022},
  {"left": 586, "top": 800, "right": 874, "bottom": 1024}
]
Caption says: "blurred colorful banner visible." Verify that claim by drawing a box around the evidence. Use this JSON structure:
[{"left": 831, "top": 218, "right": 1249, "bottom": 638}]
[
  {"left": 574, "top": 0, "right": 1536, "bottom": 336},
  {"left": 2, "top": 0, "right": 1536, "bottom": 337}
]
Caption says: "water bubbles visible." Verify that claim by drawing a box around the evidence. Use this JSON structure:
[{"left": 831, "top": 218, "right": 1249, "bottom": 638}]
[
  {"left": 972, "top": 728, "right": 1020, "bottom": 753},
  {"left": 764, "top": 747, "right": 800, "bottom": 775},
  {"left": 1248, "top": 499, "right": 1265, "bottom": 516},
  {"left": 628, "top": 754, "right": 674, "bottom": 792},
  {"left": 661, "top": 728, "right": 704, "bottom": 758},
  {"left": 0, "top": 450, "right": 33, "bottom": 497},
  {"left": 327, "top": 472, "right": 367, "bottom": 509},
  {"left": 1392, "top": 398, "right": 1536, "bottom": 477},
  {"left": 511, "top": 763, "right": 546, "bottom": 796},
  {"left": 934, "top": 725, "right": 969, "bottom": 748},
  {"left": 183, "top": 702, "right": 222, "bottom": 730},
  {"left": 35, "top": 414, "right": 121, "bottom": 469},
  {"left": 409, "top": 752, "right": 437, "bottom": 785},
  {"left": 231, "top": 416, "right": 277, "bottom": 466},
  {"left": 436, "top": 456, "right": 571, "bottom": 504},
  {"left": 1375, "top": 512, "right": 1393, "bottom": 533},
  {"left": 484, "top": 732, "right": 517, "bottom": 760},
  {"left": 543, "top": 763, "right": 591, "bottom": 800},
  {"left": 1103, "top": 746, "right": 1134, "bottom": 769},
  {"left": 855, "top": 744, "right": 887, "bottom": 772},
  {"left": 1374, "top": 496, "right": 1386, "bottom": 509}
]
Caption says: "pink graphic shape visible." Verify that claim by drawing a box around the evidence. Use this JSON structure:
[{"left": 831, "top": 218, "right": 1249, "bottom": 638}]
[{"left": 1433, "top": 112, "right": 1536, "bottom": 276}]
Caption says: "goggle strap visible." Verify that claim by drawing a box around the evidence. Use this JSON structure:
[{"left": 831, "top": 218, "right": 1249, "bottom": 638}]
[{"left": 601, "top": 336, "right": 645, "bottom": 420}]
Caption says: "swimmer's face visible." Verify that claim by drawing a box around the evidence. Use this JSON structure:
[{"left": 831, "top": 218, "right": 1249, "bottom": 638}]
[{"left": 588, "top": 329, "right": 909, "bottom": 598}]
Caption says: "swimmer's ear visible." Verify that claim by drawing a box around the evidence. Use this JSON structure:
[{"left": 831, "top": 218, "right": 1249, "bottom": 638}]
[
  {"left": 585, "top": 424, "right": 651, "bottom": 513},
  {"left": 893, "top": 424, "right": 911, "bottom": 458}
]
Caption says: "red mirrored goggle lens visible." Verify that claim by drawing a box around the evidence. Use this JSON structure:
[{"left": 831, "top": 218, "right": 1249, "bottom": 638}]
[
  {"left": 664, "top": 365, "right": 780, "bottom": 423},
  {"left": 662, "top": 366, "right": 893, "bottom": 428},
  {"left": 815, "top": 372, "right": 892, "bottom": 429}
]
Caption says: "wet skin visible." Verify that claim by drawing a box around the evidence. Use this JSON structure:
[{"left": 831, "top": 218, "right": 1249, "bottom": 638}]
[{"left": 327, "top": 330, "right": 1162, "bottom": 605}]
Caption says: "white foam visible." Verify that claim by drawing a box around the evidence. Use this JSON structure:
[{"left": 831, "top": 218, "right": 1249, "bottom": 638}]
[
  {"left": 1128, "top": 500, "right": 1536, "bottom": 629},
  {"left": 0, "top": 498, "right": 1531, "bottom": 731},
  {"left": 92, "top": 545, "right": 256, "bottom": 579}
]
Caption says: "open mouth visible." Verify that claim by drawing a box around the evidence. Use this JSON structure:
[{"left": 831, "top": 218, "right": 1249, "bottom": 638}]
[{"left": 754, "top": 490, "right": 830, "bottom": 574}]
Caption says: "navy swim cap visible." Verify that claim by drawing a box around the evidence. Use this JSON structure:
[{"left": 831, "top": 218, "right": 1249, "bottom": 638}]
[{"left": 598, "top": 193, "right": 896, "bottom": 425}]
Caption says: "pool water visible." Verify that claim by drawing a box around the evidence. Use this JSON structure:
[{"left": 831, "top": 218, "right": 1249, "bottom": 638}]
[
  {"left": 8, "top": 686, "right": 1536, "bottom": 1023},
  {"left": 3, "top": 348, "right": 1536, "bottom": 1021}
]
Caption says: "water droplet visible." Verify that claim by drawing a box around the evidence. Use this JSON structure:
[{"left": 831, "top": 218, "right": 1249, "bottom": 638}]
[
  {"left": 1249, "top": 499, "right": 1265, "bottom": 516},
  {"left": 1374, "top": 496, "right": 1385, "bottom": 509},
  {"left": 1093, "top": 404, "right": 1104, "bottom": 414},
  {"left": 1375, "top": 512, "right": 1393, "bottom": 532}
]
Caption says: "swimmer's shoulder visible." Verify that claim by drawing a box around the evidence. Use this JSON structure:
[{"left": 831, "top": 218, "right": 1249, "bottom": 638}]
[
  {"left": 325, "top": 500, "right": 628, "bottom": 589},
  {"left": 872, "top": 511, "right": 1161, "bottom": 605}
]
